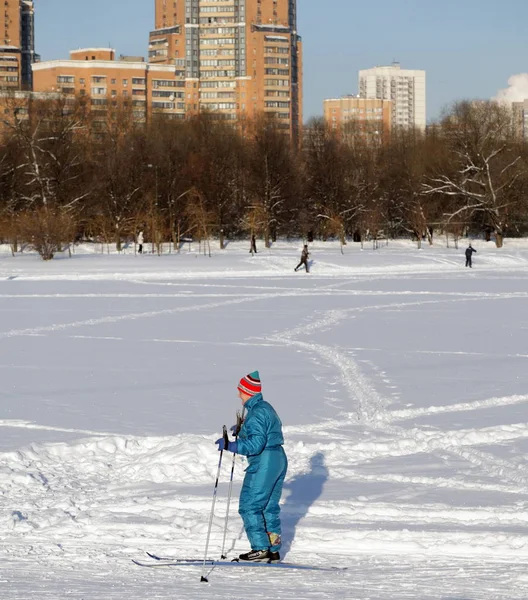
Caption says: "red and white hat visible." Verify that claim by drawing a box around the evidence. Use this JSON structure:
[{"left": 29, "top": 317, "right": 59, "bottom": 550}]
[{"left": 238, "top": 371, "right": 261, "bottom": 396}]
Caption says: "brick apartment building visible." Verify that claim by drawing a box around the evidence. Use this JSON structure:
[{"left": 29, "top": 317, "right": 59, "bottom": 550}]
[
  {"left": 324, "top": 96, "right": 392, "bottom": 142},
  {"left": 32, "top": 49, "right": 187, "bottom": 125},
  {"left": 31, "top": 0, "right": 303, "bottom": 138},
  {"left": 1, "top": 0, "right": 37, "bottom": 91}
]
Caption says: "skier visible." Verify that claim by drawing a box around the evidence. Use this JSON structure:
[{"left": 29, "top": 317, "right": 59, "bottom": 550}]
[
  {"left": 294, "top": 245, "right": 310, "bottom": 273},
  {"left": 216, "top": 371, "right": 287, "bottom": 563},
  {"left": 137, "top": 230, "right": 144, "bottom": 254},
  {"left": 250, "top": 234, "right": 257, "bottom": 254},
  {"left": 465, "top": 243, "right": 477, "bottom": 268}
]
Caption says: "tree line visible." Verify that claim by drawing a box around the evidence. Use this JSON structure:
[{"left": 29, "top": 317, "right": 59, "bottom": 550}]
[{"left": 0, "top": 96, "right": 527, "bottom": 259}]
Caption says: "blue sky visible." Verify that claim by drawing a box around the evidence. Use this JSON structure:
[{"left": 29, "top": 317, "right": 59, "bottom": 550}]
[{"left": 37, "top": 0, "right": 528, "bottom": 122}]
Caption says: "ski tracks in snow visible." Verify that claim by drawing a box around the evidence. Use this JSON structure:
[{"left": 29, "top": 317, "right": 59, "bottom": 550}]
[
  {"left": 2, "top": 260, "right": 528, "bottom": 582},
  {"left": 252, "top": 280, "right": 528, "bottom": 558}
]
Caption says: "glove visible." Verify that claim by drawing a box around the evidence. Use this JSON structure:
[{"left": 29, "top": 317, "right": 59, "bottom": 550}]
[{"left": 215, "top": 438, "right": 238, "bottom": 453}]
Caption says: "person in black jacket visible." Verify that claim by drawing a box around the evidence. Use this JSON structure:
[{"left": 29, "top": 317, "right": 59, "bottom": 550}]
[
  {"left": 294, "top": 245, "right": 310, "bottom": 273},
  {"left": 465, "top": 244, "right": 477, "bottom": 268},
  {"left": 250, "top": 234, "right": 257, "bottom": 254}
]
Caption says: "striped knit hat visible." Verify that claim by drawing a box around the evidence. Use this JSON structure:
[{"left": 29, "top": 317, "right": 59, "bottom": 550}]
[{"left": 238, "top": 371, "right": 262, "bottom": 396}]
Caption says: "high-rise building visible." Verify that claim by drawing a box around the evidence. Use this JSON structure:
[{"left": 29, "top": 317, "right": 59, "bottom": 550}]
[
  {"left": 20, "top": 1, "right": 37, "bottom": 89},
  {"left": 359, "top": 63, "right": 426, "bottom": 131},
  {"left": 148, "top": 0, "right": 303, "bottom": 138},
  {"left": 1, "top": 0, "right": 37, "bottom": 90}
]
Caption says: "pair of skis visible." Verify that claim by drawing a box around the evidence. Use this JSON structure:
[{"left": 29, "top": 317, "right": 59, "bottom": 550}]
[
  {"left": 133, "top": 551, "right": 345, "bottom": 573},
  {"left": 132, "top": 414, "right": 346, "bottom": 578}
]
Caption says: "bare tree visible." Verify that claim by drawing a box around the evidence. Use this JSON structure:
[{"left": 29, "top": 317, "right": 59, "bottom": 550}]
[
  {"left": 0, "top": 96, "right": 90, "bottom": 258},
  {"left": 17, "top": 207, "right": 76, "bottom": 260},
  {"left": 183, "top": 115, "right": 247, "bottom": 249},
  {"left": 303, "top": 119, "right": 360, "bottom": 244},
  {"left": 185, "top": 188, "right": 215, "bottom": 257},
  {"left": 93, "top": 126, "right": 144, "bottom": 251},
  {"left": 423, "top": 101, "right": 524, "bottom": 248},
  {"left": 0, "top": 134, "right": 25, "bottom": 254},
  {"left": 248, "top": 116, "right": 298, "bottom": 247}
]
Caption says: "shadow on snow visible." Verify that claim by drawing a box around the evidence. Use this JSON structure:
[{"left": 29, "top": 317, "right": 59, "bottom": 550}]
[{"left": 281, "top": 452, "right": 329, "bottom": 557}]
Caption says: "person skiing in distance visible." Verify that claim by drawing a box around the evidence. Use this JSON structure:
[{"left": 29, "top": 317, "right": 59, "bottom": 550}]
[
  {"left": 137, "top": 230, "right": 144, "bottom": 254},
  {"left": 250, "top": 234, "right": 258, "bottom": 255},
  {"left": 294, "top": 244, "right": 310, "bottom": 273},
  {"left": 465, "top": 243, "right": 477, "bottom": 268},
  {"left": 215, "top": 371, "right": 287, "bottom": 563}
]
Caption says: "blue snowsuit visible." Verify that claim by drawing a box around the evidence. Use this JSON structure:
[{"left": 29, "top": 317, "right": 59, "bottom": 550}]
[{"left": 236, "top": 393, "right": 287, "bottom": 553}]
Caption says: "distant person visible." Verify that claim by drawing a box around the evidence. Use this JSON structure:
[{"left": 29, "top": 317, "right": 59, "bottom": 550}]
[
  {"left": 137, "top": 231, "right": 144, "bottom": 254},
  {"left": 294, "top": 245, "right": 310, "bottom": 273},
  {"left": 465, "top": 243, "right": 477, "bottom": 268},
  {"left": 250, "top": 234, "right": 257, "bottom": 254}
]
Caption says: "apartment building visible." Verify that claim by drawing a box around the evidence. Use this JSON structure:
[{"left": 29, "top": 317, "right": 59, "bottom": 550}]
[
  {"left": 147, "top": 0, "right": 303, "bottom": 138},
  {"left": 359, "top": 63, "right": 426, "bottom": 131},
  {"left": 512, "top": 100, "right": 528, "bottom": 140},
  {"left": 324, "top": 96, "right": 392, "bottom": 142},
  {"left": 33, "top": 49, "right": 187, "bottom": 124},
  {"left": 1, "top": 0, "right": 37, "bottom": 90},
  {"left": 31, "top": 1, "right": 302, "bottom": 137}
]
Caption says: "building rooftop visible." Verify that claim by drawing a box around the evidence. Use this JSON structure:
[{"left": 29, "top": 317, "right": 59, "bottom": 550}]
[{"left": 72, "top": 48, "right": 116, "bottom": 53}]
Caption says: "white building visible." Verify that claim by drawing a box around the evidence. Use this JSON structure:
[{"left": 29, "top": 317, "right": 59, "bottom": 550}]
[
  {"left": 359, "top": 63, "right": 426, "bottom": 131},
  {"left": 512, "top": 99, "right": 528, "bottom": 140}
]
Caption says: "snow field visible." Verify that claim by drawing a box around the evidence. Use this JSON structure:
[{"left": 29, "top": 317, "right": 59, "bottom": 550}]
[{"left": 1, "top": 239, "right": 528, "bottom": 598}]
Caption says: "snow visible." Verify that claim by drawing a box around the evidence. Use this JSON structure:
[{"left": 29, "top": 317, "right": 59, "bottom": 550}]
[{"left": 1, "top": 238, "right": 528, "bottom": 598}]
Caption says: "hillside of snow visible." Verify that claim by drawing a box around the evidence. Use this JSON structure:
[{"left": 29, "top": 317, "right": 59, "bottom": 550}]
[{"left": 1, "top": 239, "right": 528, "bottom": 599}]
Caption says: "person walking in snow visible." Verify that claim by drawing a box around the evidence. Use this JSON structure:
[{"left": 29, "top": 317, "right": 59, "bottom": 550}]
[
  {"left": 250, "top": 234, "right": 258, "bottom": 255},
  {"left": 465, "top": 243, "right": 477, "bottom": 268},
  {"left": 294, "top": 244, "right": 310, "bottom": 273},
  {"left": 216, "top": 371, "right": 287, "bottom": 563},
  {"left": 137, "top": 231, "right": 144, "bottom": 254}
]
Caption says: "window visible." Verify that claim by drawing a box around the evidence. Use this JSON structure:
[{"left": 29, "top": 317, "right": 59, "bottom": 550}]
[
  {"left": 152, "top": 79, "right": 180, "bottom": 88},
  {"left": 152, "top": 101, "right": 175, "bottom": 109}
]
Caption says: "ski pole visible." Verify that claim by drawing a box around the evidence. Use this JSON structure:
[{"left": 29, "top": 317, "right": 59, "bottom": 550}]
[
  {"left": 200, "top": 425, "right": 228, "bottom": 583},
  {"left": 220, "top": 409, "right": 244, "bottom": 559}
]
